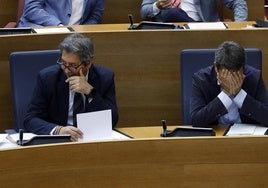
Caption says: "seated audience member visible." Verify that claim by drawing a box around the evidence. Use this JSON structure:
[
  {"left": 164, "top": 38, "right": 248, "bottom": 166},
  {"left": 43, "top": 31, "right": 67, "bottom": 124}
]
[
  {"left": 190, "top": 41, "right": 268, "bottom": 127},
  {"left": 24, "top": 33, "right": 118, "bottom": 141},
  {"left": 18, "top": 0, "right": 104, "bottom": 27},
  {"left": 140, "top": 0, "right": 248, "bottom": 22}
]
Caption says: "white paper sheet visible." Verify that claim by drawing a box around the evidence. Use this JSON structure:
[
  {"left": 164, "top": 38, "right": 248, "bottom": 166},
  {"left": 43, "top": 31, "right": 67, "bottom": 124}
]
[
  {"left": 32, "top": 27, "right": 72, "bottom": 34},
  {"left": 77, "top": 109, "right": 112, "bottom": 142},
  {"left": 183, "top": 22, "right": 227, "bottom": 30},
  {"left": 112, "top": 130, "right": 131, "bottom": 140},
  {"left": 226, "top": 123, "right": 268, "bottom": 136},
  {"left": 0, "top": 134, "right": 19, "bottom": 149}
]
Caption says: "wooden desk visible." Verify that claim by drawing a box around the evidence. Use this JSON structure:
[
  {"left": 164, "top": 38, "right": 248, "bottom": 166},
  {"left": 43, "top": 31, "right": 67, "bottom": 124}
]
[
  {"left": 0, "top": 127, "right": 268, "bottom": 188},
  {"left": 1, "top": 22, "right": 268, "bottom": 132},
  {"left": 117, "top": 125, "right": 227, "bottom": 138}
]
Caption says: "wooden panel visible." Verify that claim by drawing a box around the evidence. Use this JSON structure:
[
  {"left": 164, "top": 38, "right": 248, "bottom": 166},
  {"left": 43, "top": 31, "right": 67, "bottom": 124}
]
[
  {"left": 102, "top": 0, "right": 142, "bottom": 23},
  {"left": 0, "top": 23, "right": 268, "bottom": 132},
  {"left": 1, "top": 136, "right": 268, "bottom": 187},
  {"left": 0, "top": 0, "right": 17, "bottom": 27}
]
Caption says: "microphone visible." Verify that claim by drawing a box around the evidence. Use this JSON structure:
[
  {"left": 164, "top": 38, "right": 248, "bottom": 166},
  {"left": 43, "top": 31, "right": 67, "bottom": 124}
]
[
  {"left": 128, "top": 14, "right": 134, "bottom": 29},
  {"left": 160, "top": 120, "right": 167, "bottom": 137},
  {"left": 19, "top": 129, "right": 24, "bottom": 146}
]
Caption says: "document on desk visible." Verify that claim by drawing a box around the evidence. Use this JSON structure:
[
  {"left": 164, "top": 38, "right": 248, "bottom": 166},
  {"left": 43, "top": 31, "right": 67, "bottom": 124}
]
[
  {"left": 0, "top": 134, "right": 19, "bottom": 149},
  {"left": 6, "top": 133, "right": 36, "bottom": 144},
  {"left": 225, "top": 123, "right": 268, "bottom": 136},
  {"left": 183, "top": 22, "right": 227, "bottom": 30},
  {"left": 77, "top": 109, "right": 130, "bottom": 142},
  {"left": 32, "top": 27, "right": 74, "bottom": 34}
]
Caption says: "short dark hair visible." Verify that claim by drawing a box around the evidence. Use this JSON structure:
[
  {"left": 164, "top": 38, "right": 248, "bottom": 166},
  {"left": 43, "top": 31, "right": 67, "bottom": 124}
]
[
  {"left": 215, "top": 41, "right": 246, "bottom": 70},
  {"left": 59, "top": 33, "right": 94, "bottom": 65}
]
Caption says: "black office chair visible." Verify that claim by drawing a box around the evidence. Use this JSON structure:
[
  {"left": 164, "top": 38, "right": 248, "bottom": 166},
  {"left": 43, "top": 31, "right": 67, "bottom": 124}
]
[
  {"left": 9, "top": 50, "right": 60, "bottom": 132},
  {"left": 180, "top": 48, "right": 262, "bottom": 125}
]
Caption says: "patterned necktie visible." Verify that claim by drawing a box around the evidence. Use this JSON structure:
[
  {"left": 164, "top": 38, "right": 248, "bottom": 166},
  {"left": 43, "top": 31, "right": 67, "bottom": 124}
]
[
  {"left": 73, "top": 93, "right": 84, "bottom": 126},
  {"left": 172, "top": 0, "right": 181, "bottom": 8}
]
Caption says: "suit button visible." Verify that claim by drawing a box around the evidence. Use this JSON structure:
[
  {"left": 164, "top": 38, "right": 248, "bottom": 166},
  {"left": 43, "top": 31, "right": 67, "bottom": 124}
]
[
  {"left": 248, "top": 113, "right": 252, "bottom": 117},
  {"left": 216, "top": 114, "right": 221, "bottom": 118}
]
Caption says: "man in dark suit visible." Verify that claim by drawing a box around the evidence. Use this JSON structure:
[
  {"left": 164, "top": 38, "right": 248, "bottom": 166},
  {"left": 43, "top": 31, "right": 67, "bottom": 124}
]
[
  {"left": 190, "top": 41, "right": 268, "bottom": 127},
  {"left": 24, "top": 33, "right": 118, "bottom": 141}
]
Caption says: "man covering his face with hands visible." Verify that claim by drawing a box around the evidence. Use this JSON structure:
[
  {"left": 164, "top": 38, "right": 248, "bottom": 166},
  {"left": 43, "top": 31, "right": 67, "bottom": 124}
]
[{"left": 190, "top": 41, "right": 268, "bottom": 127}]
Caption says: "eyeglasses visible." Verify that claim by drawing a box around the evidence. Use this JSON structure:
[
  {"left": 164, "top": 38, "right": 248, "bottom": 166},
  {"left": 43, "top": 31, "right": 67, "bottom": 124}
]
[{"left": 57, "top": 58, "right": 83, "bottom": 71}]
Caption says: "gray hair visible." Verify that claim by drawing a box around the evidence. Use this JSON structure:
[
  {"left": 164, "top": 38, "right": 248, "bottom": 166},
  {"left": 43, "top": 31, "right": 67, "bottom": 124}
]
[
  {"left": 59, "top": 33, "right": 94, "bottom": 65},
  {"left": 215, "top": 41, "right": 246, "bottom": 70}
]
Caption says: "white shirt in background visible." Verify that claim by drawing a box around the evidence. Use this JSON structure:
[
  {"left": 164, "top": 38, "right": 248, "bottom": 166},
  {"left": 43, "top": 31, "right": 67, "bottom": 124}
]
[{"left": 69, "top": 0, "right": 84, "bottom": 25}]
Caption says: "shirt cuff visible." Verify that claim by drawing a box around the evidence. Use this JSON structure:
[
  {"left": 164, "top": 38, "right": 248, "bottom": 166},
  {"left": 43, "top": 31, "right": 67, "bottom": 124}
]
[
  {"left": 50, "top": 126, "right": 58, "bottom": 135},
  {"left": 233, "top": 89, "right": 247, "bottom": 109},
  {"left": 218, "top": 91, "right": 232, "bottom": 110},
  {"left": 153, "top": 2, "right": 161, "bottom": 15}
]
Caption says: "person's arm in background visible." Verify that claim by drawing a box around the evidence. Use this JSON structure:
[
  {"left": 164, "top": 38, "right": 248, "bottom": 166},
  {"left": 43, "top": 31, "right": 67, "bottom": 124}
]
[
  {"left": 141, "top": 0, "right": 172, "bottom": 20},
  {"left": 23, "top": 0, "right": 63, "bottom": 26},
  {"left": 83, "top": 0, "right": 104, "bottom": 24},
  {"left": 223, "top": 0, "right": 248, "bottom": 21}
]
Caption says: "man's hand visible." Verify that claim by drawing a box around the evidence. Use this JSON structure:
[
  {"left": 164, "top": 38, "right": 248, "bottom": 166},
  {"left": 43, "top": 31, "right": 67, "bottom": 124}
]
[
  {"left": 229, "top": 71, "right": 244, "bottom": 96},
  {"left": 156, "top": 0, "right": 173, "bottom": 9},
  {"left": 65, "top": 69, "right": 93, "bottom": 95},
  {"left": 217, "top": 68, "right": 244, "bottom": 96},
  {"left": 217, "top": 68, "right": 232, "bottom": 96},
  {"left": 59, "top": 126, "right": 83, "bottom": 142}
]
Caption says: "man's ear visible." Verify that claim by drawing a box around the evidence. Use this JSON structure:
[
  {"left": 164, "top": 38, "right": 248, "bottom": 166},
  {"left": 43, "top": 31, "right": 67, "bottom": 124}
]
[{"left": 85, "top": 59, "right": 93, "bottom": 68}]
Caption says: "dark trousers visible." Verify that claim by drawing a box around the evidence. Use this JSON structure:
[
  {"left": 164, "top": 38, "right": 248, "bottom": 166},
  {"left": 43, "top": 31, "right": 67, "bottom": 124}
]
[{"left": 154, "top": 8, "right": 196, "bottom": 22}]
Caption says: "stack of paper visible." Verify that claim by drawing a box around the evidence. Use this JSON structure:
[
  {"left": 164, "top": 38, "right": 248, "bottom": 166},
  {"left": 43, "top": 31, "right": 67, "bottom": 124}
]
[
  {"left": 226, "top": 123, "right": 268, "bottom": 136},
  {"left": 183, "top": 22, "right": 227, "bottom": 30}
]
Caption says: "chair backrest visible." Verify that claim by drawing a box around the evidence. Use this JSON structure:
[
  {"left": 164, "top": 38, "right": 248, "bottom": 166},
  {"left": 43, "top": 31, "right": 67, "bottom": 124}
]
[
  {"left": 10, "top": 50, "right": 60, "bottom": 131},
  {"left": 180, "top": 48, "right": 262, "bottom": 125}
]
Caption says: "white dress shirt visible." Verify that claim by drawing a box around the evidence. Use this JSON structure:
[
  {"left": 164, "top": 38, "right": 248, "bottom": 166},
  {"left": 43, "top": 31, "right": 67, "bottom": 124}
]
[
  {"left": 218, "top": 89, "right": 247, "bottom": 125},
  {"left": 69, "top": 0, "right": 84, "bottom": 25}
]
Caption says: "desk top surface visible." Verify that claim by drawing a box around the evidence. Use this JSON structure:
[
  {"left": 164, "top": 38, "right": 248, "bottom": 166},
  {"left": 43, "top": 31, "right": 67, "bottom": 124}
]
[
  {"left": 0, "top": 125, "right": 227, "bottom": 150},
  {"left": 0, "top": 21, "right": 261, "bottom": 37},
  {"left": 71, "top": 21, "right": 257, "bottom": 32},
  {"left": 117, "top": 125, "right": 227, "bottom": 138}
]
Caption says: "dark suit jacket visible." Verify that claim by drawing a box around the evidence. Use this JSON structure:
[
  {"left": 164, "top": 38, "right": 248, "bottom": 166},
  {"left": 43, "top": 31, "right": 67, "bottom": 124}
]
[
  {"left": 24, "top": 64, "right": 118, "bottom": 135},
  {"left": 190, "top": 65, "right": 268, "bottom": 127}
]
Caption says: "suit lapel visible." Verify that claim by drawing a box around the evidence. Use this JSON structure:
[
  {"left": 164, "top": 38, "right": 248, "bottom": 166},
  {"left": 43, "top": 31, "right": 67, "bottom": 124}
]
[{"left": 57, "top": 71, "right": 69, "bottom": 123}]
